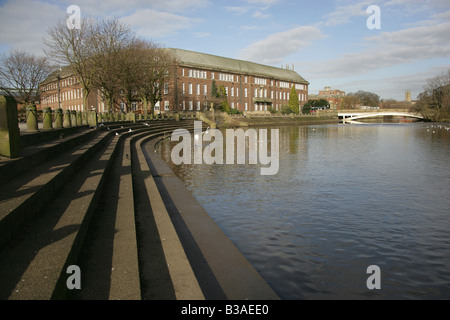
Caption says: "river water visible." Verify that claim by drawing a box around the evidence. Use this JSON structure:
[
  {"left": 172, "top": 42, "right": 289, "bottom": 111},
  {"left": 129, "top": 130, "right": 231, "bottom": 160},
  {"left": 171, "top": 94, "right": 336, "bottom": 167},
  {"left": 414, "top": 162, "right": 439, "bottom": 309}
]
[{"left": 156, "top": 122, "right": 450, "bottom": 300}]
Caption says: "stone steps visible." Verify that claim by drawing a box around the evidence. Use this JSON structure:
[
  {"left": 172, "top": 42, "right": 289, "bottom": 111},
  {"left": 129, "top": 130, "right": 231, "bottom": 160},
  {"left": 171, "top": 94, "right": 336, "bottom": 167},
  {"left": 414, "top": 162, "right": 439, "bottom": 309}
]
[
  {"left": 0, "top": 119, "right": 203, "bottom": 300},
  {"left": 0, "top": 118, "right": 280, "bottom": 300},
  {"left": 70, "top": 122, "right": 201, "bottom": 300}
]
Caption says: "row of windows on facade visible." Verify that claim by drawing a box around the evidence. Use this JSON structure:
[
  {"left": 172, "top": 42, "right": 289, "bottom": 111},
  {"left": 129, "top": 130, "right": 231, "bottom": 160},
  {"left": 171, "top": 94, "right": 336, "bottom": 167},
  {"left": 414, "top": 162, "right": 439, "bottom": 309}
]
[
  {"left": 42, "top": 83, "right": 306, "bottom": 106},
  {"left": 42, "top": 77, "right": 79, "bottom": 91},
  {"left": 154, "top": 101, "right": 293, "bottom": 112},
  {"left": 42, "top": 69, "right": 307, "bottom": 92},
  {"left": 42, "top": 100, "right": 293, "bottom": 113},
  {"left": 180, "top": 83, "right": 307, "bottom": 102},
  {"left": 184, "top": 68, "right": 307, "bottom": 91},
  {"left": 42, "top": 88, "right": 84, "bottom": 104}
]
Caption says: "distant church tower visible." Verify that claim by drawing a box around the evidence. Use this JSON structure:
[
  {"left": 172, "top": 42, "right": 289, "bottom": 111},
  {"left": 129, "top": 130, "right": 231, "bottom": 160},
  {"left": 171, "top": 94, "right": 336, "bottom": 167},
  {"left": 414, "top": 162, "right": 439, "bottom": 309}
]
[{"left": 405, "top": 90, "right": 412, "bottom": 103}]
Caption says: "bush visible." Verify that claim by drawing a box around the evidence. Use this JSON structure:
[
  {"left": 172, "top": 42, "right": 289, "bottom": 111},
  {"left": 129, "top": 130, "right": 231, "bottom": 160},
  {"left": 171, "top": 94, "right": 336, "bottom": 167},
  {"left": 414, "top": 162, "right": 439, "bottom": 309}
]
[{"left": 281, "top": 105, "right": 294, "bottom": 114}]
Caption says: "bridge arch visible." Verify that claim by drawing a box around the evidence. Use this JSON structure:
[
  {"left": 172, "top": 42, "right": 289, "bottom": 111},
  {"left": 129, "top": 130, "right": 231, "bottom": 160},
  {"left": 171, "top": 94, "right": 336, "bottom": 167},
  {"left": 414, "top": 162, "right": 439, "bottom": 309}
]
[{"left": 338, "top": 112, "right": 424, "bottom": 122}]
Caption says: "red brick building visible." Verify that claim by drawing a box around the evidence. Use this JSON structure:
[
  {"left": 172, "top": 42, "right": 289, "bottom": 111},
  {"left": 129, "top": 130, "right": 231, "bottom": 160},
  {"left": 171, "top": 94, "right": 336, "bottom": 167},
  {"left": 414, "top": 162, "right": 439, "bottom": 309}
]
[
  {"left": 315, "top": 86, "right": 345, "bottom": 110},
  {"left": 164, "top": 49, "right": 309, "bottom": 114},
  {"left": 40, "top": 49, "right": 309, "bottom": 114},
  {"left": 40, "top": 68, "right": 105, "bottom": 112}
]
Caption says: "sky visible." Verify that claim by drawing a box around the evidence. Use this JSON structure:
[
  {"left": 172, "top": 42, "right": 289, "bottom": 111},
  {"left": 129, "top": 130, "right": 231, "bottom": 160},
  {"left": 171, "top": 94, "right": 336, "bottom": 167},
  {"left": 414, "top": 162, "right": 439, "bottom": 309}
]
[{"left": 0, "top": 0, "right": 449, "bottom": 100}]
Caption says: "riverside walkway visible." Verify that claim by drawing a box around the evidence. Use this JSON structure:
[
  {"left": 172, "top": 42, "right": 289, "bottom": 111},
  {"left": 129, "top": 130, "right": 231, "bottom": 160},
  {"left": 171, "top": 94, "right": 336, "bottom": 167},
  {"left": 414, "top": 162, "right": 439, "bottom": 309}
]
[{"left": 0, "top": 102, "right": 279, "bottom": 300}]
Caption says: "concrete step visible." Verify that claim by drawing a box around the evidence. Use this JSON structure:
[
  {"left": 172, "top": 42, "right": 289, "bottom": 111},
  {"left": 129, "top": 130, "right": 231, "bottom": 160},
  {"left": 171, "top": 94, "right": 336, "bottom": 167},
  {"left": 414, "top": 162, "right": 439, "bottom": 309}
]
[
  {"left": 142, "top": 134, "right": 280, "bottom": 300},
  {"left": 131, "top": 132, "right": 205, "bottom": 300},
  {"left": 0, "top": 127, "right": 98, "bottom": 185},
  {"left": 0, "top": 122, "right": 186, "bottom": 251},
  {"left": 0, "top": 120, "right": 209, "bottom": 300},
  {"left": 0, "top": 132, "right": 120, "bottom": 299},
  {"left": 0, "top": 129, "right": 111, "bottom": 252},
  {"left": 69, "top": 125, "right": 193, "bottom": 300}
]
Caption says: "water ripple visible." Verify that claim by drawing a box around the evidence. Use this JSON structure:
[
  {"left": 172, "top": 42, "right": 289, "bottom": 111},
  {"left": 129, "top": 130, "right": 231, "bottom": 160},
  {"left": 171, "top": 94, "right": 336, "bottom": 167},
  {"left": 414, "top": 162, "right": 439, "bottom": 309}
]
[{"left": 158, "top": 123, "right": 450, "bottom": 300}]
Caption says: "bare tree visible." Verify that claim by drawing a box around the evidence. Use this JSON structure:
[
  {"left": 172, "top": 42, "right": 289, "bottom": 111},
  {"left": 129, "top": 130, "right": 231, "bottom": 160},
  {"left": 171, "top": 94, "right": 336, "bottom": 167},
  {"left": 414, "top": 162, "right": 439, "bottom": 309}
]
[
  {"left": 119, "top": 38, "right": 147, "bottom": 113},
  {"left": 44, "top": 17, "right": 97, "bottom": 112},
  {"left": 136, "top": 45, "right": 175, "bottom": 116},
  {"left": 424, "top": 70, "right": 450, "bottom": 111},
  {"left": 414, "top": 70, "right": 450, "bottom": 121},
  {"left": 0, "top": 50, "right": 53, "bottom": 105},
  {"left": 90, "top": 18, "right": 136, "bottom": 113}
]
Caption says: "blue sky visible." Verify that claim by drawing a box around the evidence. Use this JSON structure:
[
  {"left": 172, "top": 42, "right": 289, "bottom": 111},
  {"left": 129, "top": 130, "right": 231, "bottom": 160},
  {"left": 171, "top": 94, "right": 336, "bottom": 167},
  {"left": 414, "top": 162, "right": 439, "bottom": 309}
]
[{"left": 1, "top": 0, "right": 449, "bottom": 100}]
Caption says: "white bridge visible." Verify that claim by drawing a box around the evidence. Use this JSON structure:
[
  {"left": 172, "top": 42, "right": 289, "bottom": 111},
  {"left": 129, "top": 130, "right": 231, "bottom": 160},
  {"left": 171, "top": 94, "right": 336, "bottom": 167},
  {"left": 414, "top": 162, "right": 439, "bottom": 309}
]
[{"left": 338, "top": 111, "right": 424, "bottom": 122}]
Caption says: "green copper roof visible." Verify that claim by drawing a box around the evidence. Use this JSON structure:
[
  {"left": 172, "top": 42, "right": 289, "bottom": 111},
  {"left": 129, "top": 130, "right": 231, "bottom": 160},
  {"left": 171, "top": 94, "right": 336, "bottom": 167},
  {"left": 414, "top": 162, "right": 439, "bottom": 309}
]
[{"left": 167, "top": 48, "right": 309, "bottom": 85}]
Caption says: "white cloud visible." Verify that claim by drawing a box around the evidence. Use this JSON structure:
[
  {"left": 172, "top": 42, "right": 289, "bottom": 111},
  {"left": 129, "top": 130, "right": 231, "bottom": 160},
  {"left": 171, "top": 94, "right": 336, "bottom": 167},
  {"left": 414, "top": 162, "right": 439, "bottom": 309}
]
[
  {"left": 225, "top": 6, "right": 250, "bottom": 15},
  {"left": 322, "top": 0, "right": 374, "bottom": 27},
  {"left": 0, "top": 0, "right": 63, "bottom": 55},
  {"left": 71, "top": 0, "right": 211, "bottom": 17},
  {"left": 194, "top": 32, "right": 211, "bottom": 38},
  {"left": 239, "top": 26, "right": 323, "bottom": 65},
  {"left": 309, "top": 20, "right": 450, "bottom": 78},
  {"left": 245, "top": 0, "right": 281, "bottom": 7},
  {"left": 333, "top": 65, "right": 450, "bottom": 100},
  {"left": 120, "top": 9, "right": 194, "bottom": 39},
  {"left": 252, "top": 11, "right": 271, "bottom": 19},
  {"left": 0, "top": 0, "right": 210, "bottom": 55},
  {"left": 384, "top": 0, "right": 450, "bottom": 14}
]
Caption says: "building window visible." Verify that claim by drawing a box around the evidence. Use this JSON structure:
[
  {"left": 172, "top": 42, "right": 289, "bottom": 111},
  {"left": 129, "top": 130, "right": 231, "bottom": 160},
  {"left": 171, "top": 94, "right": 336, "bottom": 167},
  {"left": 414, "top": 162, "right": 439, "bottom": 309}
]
[
  {"left": 189, "top": 101, "right": 193, "bottom": 111},
  {"left": 197, "top": 84, "right": 201, "bottom": 95},
  {"left": 188, "top": 84, "right": 193, "bottom": 95},
  {"left": 164, "top": 83, "right": 169, "bottom": 95},
  {"left": 196, "top": 101, "right": 201, "bottom": 111},
  {"left": 245, "top": 88, "right": 248, "bottom": 98},
  {"left": 219, "top": 73, "right": 234, "bottom": 82},
  {"left": 188, "top": 69, "right": 207, "bottom": 79},
  {"left": 182, "top": 83, "right": 185, "bottom": 94},
  {"left": 165, "top": 101, "right": 170, "bottom": 111},
  {"left": 279, "top": 81, "right": 290, "bottom": 89},
  {"left": 255, "top": 77, "right": 267, "bottom": 85},
  {"left": 203, "top": 85, "right": 207, "bottom": 95}
]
